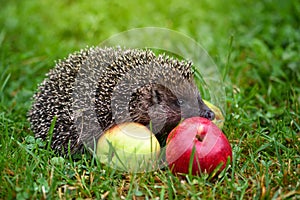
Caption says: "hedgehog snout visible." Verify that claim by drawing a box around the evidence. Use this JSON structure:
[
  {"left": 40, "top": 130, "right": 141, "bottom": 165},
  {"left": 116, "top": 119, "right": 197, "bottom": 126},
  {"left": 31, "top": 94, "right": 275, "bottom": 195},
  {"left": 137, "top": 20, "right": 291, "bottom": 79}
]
[
  {"left": 196, "top": 95, "right": 215, "bottom": 121},
  {"left": 203, "top": 109, "right": 215, "bottom": 121}
]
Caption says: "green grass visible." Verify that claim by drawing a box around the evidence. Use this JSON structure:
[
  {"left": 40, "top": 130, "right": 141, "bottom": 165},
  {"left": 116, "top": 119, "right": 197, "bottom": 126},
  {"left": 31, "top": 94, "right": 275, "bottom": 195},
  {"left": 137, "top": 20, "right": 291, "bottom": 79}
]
[{"left": 1, "top": 0, "right": 300, "bottom": 199}]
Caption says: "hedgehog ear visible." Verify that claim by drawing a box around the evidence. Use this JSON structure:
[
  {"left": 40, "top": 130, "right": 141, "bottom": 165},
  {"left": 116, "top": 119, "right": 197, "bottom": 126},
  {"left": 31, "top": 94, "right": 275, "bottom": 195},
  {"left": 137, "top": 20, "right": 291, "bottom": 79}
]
[{"left": 152, "top": 89, "right": 162, "bottom": 104}]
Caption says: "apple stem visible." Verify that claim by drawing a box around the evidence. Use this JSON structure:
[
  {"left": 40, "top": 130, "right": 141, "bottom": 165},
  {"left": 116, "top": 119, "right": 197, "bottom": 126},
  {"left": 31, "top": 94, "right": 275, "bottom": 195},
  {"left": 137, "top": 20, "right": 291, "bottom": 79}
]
[{"left": 195, "top": 134, "right": 203, "bottom": 142}]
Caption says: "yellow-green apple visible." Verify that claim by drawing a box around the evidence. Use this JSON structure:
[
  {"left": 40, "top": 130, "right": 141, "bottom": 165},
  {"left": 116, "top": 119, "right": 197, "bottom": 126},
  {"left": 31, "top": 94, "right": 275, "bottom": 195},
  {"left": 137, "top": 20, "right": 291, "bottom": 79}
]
[
  {"left": 166, "top": 117, "right": 232, "bottom": 175},
  {"left": 203, "top": 99, "right": 225, "bottom": 129},
  {"left": 96, "top": 122, "right": 160, "bottom": 172}
]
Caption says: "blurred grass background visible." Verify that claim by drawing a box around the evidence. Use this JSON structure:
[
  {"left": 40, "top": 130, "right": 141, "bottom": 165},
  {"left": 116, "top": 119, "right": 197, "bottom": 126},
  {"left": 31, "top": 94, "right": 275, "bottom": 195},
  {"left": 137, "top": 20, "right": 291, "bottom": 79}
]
[{"left": 0, "top": 0, "right": 299, "bottom": 199}]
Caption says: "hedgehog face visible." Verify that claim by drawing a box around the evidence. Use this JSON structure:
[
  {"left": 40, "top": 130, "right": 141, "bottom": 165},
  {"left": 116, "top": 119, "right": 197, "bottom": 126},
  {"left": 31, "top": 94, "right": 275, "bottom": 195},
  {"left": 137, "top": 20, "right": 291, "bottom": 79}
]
[{"left": 128, "top": 82, "right": 215, "bottom": 146}]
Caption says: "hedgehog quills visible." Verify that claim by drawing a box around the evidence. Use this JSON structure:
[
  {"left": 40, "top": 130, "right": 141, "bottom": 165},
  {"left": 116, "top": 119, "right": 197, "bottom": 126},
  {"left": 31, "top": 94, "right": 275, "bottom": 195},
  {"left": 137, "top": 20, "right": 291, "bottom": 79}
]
[{"left": 28, "top": 47, "right": 215, "bottom": 155}]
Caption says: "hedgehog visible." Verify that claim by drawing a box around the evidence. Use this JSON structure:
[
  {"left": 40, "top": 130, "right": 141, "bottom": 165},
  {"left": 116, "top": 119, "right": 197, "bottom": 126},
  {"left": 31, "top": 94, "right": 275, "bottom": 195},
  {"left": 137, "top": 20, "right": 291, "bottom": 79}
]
[{"left": 28, "top": 47, "right": 215, "bottom": 155}]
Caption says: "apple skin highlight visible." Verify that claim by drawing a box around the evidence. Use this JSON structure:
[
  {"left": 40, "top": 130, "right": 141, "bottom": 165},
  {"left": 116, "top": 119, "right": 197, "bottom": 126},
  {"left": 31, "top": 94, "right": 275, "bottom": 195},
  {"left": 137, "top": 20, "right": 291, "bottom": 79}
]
[{"left": 166, "top": 117, "right": 232, "bottom": 175}]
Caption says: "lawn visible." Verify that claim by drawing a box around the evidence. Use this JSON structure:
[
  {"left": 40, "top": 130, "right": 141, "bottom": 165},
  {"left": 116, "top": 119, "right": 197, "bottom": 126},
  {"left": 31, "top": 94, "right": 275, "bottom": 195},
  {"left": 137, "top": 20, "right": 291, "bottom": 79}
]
[{"left": 0, "top": 0, "right": 299, "bottom": 199}]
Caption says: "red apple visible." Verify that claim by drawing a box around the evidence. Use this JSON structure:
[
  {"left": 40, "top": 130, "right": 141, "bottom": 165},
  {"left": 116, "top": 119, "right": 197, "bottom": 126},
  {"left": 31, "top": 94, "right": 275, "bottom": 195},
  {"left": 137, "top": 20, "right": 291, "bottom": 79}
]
[{"left": 166, "top": 117, "right": 232, "bottom": 175}]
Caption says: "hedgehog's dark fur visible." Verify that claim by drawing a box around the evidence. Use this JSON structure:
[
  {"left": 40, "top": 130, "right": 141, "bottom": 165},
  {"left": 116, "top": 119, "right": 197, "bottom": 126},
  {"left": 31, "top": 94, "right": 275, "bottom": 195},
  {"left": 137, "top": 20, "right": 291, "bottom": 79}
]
[{"left": 28, "top": 47, "right": 214, "bottom": 155}]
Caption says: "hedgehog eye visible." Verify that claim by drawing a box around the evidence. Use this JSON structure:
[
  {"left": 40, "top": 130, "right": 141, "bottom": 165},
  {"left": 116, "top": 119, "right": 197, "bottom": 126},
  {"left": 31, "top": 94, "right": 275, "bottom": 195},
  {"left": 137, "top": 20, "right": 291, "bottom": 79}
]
[{"left": 177, "top": 99, "right": 184, "bottom": 106}]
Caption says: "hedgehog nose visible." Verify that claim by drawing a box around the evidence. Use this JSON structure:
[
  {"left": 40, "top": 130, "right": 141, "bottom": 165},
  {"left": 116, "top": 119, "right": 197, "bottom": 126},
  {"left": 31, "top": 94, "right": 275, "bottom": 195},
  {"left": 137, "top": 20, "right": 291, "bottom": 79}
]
[{"left": 204, "top": 110, "right": 215, "bottom": 121}]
